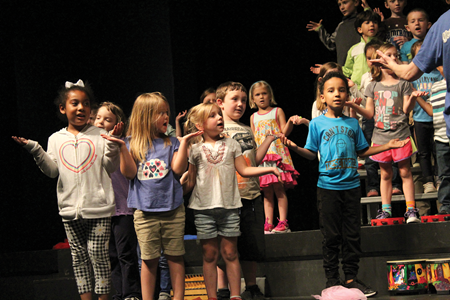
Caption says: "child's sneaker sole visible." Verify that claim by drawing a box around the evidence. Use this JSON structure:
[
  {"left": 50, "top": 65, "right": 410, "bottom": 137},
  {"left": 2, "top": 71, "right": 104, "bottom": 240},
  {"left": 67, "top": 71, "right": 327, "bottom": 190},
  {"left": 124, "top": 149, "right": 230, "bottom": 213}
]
[{"left": 273, "top": 228, "right": 291, "bottom": 233}]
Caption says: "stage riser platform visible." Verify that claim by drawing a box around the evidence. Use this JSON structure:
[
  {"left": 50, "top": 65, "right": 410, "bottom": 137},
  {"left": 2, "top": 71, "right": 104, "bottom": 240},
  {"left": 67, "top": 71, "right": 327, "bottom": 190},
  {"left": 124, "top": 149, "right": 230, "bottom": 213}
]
[{"left": 1, "top": 222, "right": 450, "bottom": 298}]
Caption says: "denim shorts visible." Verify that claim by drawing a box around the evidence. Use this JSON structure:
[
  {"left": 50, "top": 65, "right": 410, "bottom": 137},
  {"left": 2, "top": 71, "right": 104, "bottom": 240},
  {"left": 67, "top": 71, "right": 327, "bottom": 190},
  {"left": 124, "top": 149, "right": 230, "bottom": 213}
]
[{"left": 194, "top": 208, "right": 241, "bottom": 240}]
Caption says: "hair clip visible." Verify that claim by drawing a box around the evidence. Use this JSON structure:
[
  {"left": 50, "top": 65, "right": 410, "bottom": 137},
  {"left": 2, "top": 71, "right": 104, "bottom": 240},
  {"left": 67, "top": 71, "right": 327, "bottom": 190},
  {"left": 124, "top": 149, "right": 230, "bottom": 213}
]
[{"left": 65, "top": 79, "right": 85, "bottom": 89}]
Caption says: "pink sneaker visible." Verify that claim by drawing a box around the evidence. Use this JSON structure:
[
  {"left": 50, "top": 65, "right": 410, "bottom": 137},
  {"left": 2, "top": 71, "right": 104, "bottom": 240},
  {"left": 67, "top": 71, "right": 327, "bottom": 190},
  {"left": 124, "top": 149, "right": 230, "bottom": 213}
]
[
  {"left": 272, "top": 218, "right": 291, "bottom": 233},
  {"left": 264, "top": 218, "right": 274, "bottom": 234}
]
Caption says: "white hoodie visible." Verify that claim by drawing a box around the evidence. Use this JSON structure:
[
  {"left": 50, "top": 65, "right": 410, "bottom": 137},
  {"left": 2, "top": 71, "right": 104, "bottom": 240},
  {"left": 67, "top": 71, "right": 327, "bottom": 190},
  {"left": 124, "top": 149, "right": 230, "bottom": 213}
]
[{"left": 24, "top": 125, "right": 120, "bottom": 221}]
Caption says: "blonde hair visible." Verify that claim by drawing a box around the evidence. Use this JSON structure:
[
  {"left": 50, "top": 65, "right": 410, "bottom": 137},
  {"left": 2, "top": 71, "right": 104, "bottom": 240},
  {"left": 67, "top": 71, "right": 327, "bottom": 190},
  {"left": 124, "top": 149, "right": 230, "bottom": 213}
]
[
  {"left": 248, "top": 81, "right": 277, "bottom": 109},
  {"left": 184, "top": 102, "right": 221, "bottom": 145},
  {"left": 98, "top": 102, "right": 127, "bottom": 138},
  {"left": 371, "top": 42, "right": 396, "bottom": 82},
  {"left": 315, "top": 62, "right": 343, "bottom": 111},
  {"left": 127, "top": 92, "right": 171, "bottom": 163}
]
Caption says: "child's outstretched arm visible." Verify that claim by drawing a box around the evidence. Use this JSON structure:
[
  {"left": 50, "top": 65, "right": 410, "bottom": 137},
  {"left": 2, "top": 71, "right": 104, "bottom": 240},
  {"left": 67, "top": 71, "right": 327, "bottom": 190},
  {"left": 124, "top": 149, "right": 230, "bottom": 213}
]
[
  {"left": 357, "top": 138, "right": 407, "bottom": 158},
  {"left": 346, "top": 96, "right": 375, "bottom": 120},
  {"left": 280, "top": 109, "right": 303, "bottom": 136},
  {"left": 175, "top": 110, "right": 187, "bottom": 138},
  {"left": 281, "top": 137, "right": 317, "bottom": 161},
  {"left": 306, "top": 19, "right": 337, "bottom": 52},
  {"left": 12, "top": 136, "right": 59, "bottom": 178},
  {"left": 101, "top": 132, "right": 137, "bottom": 180},
  {"left": 172, "top": 131, "right": 204, "bottom": 176},
  {"left": 102, "top": 122, "right": 123, "bottom": 174},
  {"left": 255, "top": 134, "right": 278, "bottom": 165},
  {"left": 234, "top": 155, "right": 283, "bottom": 183},
  {"left": 415, "top": 95, "right": 433, "bottom": 117},
  {"left": 404, "top": 90, "right": 429, "bottom": 115}
]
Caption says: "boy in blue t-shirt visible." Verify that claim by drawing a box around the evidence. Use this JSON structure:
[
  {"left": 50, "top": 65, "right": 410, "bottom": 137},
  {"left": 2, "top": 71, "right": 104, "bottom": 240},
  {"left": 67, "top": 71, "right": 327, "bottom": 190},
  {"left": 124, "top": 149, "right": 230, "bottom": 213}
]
[
  {"left": 400, "top": 8, "right": 431, "bottom": 63},
  {"left": 284, "top": 72, "right": 406, "bottom": 298}
]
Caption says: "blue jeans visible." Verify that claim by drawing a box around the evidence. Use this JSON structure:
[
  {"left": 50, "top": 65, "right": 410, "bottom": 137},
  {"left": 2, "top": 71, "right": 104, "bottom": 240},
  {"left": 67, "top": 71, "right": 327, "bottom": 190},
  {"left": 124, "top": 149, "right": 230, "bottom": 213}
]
[
  {"left": 435, "top": 141, "right": 450, "bottom": 210},
  {"left": 159, "top": 254, "right": 172, "bottom": 293}
]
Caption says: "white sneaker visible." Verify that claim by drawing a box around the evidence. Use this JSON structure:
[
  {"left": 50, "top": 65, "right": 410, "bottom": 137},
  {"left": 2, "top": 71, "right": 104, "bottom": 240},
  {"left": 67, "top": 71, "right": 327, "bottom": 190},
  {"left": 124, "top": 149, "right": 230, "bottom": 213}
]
[
  {"left": 405, "top": 209, "right": 421, "bottom": 223},
  {"left": 423, "top": 182, "right": 437, "bottom": 193}
]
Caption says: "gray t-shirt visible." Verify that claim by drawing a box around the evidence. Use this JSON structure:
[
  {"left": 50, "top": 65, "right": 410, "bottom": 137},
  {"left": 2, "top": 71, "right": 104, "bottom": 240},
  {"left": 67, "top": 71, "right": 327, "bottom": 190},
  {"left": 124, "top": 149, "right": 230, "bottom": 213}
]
[{"left": 365, "top": 80, "right": 412, "bottom": 144}]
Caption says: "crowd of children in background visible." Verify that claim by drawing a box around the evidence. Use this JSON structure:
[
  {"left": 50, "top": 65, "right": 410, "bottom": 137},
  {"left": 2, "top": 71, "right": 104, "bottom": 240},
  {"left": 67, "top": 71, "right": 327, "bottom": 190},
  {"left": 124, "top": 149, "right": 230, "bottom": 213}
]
[{"left": 11, "top": 0, "right": 450, "bottom": 299}]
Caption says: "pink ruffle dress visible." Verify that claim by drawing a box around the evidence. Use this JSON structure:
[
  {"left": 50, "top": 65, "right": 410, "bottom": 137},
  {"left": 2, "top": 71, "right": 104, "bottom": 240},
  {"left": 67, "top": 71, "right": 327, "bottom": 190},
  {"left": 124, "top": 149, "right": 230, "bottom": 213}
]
[{"left": 252, "top": 107, "right": 299, "bottom": 189}]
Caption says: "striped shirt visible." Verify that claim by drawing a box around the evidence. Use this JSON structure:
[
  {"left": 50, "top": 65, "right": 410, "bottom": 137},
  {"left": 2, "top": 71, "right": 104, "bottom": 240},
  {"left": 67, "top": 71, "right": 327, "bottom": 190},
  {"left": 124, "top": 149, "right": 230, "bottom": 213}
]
[{"left": 428, "top": 79, "right": 448, "bottom": 143}]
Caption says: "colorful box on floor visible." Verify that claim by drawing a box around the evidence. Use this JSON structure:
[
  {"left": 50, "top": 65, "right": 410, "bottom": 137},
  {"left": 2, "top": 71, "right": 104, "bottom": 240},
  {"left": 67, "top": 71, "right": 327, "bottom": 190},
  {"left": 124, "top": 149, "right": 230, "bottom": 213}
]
[
  {"left": 387, "top": 259, "right": 428, "bottom": 294},
  {"left": 427, "top": 258, "right": 450, "bottom": 294}
]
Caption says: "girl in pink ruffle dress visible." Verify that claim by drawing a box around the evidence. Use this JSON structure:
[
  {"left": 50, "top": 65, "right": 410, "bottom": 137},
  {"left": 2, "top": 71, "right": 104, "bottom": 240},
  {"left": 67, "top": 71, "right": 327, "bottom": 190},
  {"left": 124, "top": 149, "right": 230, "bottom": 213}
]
[{"left": 250, "top": 81, "right": 306, "bottom": 233}]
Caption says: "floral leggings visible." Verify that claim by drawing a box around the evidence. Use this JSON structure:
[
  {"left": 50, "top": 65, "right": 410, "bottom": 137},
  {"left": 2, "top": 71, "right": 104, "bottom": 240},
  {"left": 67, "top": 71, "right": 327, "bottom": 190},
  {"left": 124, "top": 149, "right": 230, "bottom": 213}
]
[{"left": 64, "top": 217, "right": 111, "bottom": 295}]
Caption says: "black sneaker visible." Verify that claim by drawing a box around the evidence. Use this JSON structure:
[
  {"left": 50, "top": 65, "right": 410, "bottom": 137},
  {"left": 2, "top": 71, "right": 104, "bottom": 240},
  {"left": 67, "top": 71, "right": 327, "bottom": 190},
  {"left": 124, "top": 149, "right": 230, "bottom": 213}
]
[
  {"left": 344, "top": 278, "right": 377, "bottom": 297},
  {"left": 325, "top": 277, "right": 342, "bottom": 288},
  {"left": 217, "top": 288, "right": 230, "bottom": 300},
  {"left": 241, "top": 285, "right": 264, "bottom": 300}
]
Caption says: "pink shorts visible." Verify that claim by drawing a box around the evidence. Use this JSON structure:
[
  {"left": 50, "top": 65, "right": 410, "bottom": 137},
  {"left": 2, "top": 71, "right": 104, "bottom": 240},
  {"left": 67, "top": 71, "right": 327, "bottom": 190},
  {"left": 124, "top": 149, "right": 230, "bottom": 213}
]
[{"left": 370, "top": 137, "right": 417, "bottom": 163}]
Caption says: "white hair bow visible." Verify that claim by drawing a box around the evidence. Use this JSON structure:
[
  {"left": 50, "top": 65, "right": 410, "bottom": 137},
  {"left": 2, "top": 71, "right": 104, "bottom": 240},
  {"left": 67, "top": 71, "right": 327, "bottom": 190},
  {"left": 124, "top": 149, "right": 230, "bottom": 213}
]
[{"left": 65, "top": 79, "right": 85, "bottom": 89}]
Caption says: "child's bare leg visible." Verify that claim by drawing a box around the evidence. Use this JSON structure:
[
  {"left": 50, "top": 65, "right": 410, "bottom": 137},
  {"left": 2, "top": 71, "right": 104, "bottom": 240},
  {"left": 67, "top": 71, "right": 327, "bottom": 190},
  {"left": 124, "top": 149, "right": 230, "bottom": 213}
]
[
  {"left": 220, "top": 236, "right": 241, "bottom": 297},
  {"left": 399, "top": 159, "right": 415, "bottom": 206},
  {"left": 98, "top": 295, "right": 109, "bottom": 300},
  {"left": 273, "top": 182, "right": 288, "bottom": 221},
  {"left": 166, "top": 254, "right": 185, "bottom": 300},
  {"left": 201, "top": 238, "right": 220, "bottom": 298},
  {"left": 141, "top": 258, "right": 159, "bottom": 300},
  {"left": 379, "top": 162, "right": 393, "bottom": 205},
  {"left": 80, "top": 292, "right": 92, "bottom": 300},
  {"left": 262, "top": 185, "right": 275, "bottom": 224},
  {"left": 217, "top": 265, "right": 229, "bottom": 289}
]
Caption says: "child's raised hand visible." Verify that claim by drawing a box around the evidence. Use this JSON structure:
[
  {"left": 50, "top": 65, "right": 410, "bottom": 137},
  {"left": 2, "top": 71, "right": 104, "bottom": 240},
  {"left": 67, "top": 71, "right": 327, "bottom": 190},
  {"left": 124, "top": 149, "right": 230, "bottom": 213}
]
[
  {"left": 310, "top": 64, "right": 322, "bottom": 75},
  {"left": 176, "top": 110, "right": 187, "bottom": 122},
  {"left": 388, "top": 138, "right": 408, "bottom": 149},
  {"left": 361, "top": 0, "right": 369, "bottom": 9},
  {"left": 177, "top": 130, "right": 204, "bottom": 143},
  {"left": 393, "top": 36, "right": 408, "bottom": 48},
  {"left": 306, "top": 20, "right": 322, "bottom": 32},
  {"left": 109, "top": 122, "right": 124, "bottom": 136},
  {"left": 352, "top": 97, "right": 363, "bottom": 106},
  {"left": 412, "top": 91, "right": 429, "bottom": 98},
  {"left": 12, "top": 136, "right": 29, "bottom": 146},
  {"left": 101, "top": 134, "right": 126, "bottom": 146},
  {"left": 289, "top": 115, "right": 303, "bottom": 125},
  {"left": 373, "top": 8, "right": 384, "bottom": 22},
  {"left": 347, "top": 79, "right": 355, "bottom": 88}
]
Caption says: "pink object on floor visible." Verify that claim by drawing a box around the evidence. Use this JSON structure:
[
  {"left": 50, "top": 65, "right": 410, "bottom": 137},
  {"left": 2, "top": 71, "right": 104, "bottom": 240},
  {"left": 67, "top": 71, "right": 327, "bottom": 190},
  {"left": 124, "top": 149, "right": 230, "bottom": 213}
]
[{"left": 312, "top": 285, "right": 367, "bottom": 300}]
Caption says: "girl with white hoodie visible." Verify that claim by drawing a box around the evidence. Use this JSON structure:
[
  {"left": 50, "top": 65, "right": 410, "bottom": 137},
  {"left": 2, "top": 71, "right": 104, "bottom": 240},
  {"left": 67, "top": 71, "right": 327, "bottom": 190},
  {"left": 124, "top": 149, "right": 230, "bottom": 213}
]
[{"left": 12, "top": 80, "right": 120, "bottom": 300}]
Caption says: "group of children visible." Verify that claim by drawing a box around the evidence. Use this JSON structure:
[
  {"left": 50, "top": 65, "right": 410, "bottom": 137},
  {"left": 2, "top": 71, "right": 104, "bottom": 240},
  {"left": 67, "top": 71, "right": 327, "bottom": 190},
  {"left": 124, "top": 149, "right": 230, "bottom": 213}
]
[
  {"left": 305, "top": 0, "right": 449, "bottom": 297},
  {"left": 11, "top": 1, "right": 450, "bottom": 300}
]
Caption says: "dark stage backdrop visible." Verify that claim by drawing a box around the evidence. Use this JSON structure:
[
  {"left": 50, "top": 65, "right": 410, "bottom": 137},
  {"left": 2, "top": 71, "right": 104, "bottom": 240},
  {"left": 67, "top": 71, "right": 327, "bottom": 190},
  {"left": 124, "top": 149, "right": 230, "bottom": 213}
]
[{"left": 1, "top": 0, "right": 448, "bottom": 252}]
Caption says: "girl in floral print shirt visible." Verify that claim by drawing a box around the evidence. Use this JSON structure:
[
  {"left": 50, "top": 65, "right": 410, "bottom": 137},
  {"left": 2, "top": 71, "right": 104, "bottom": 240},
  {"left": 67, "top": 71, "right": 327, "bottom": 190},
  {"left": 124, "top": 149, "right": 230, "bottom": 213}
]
[{"left": 183, "top": 102, "right": 281, "bottom": 300}]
